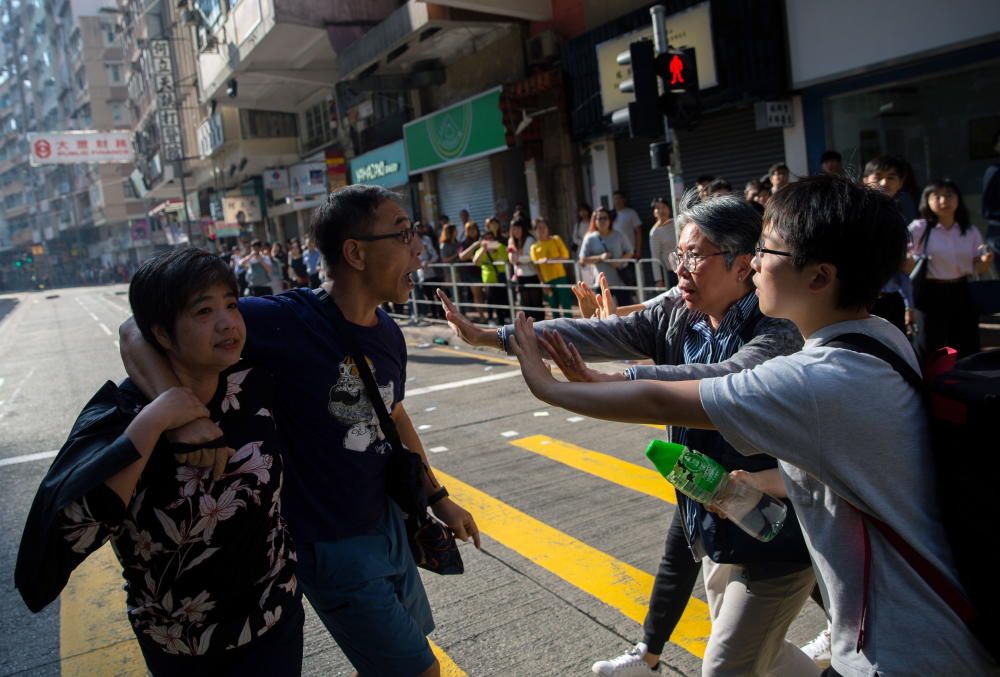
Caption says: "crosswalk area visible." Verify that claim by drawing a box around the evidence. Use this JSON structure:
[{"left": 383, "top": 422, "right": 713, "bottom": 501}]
[{"left": 39, "top": 289, "right": 824, "bottom": 676}]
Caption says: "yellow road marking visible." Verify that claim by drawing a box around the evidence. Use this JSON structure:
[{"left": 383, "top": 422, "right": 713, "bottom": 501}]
[
  {"left": 60, "top": 543, "right": 145, "bottom": 676},
  {"left": 511, "top": 435, "right": 676, "bottom": 504},
  {"left": 438, "top": 470, "right": 710, "bottom": 659},
  {"left": 61, "top": 543, "right": 469, "bottom": 675},
  {"left": 429, "top": 639, "right": 468, "bottom": 676}
]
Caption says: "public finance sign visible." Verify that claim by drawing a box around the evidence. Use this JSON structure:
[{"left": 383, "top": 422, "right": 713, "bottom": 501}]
[
  {"left": 404, "top": 87, "right": 507, "bottom": 174},
  {"left": 28, "top": 131, "right": 134, "bottom": 166},
  {"left": 350, "top": 140, "right": 408, "bottom": 188},
  {"left": 595, "top": 1, "right": 717, "bottom": 115}
]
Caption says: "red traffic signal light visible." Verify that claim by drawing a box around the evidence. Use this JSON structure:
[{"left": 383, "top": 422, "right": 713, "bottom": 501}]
[{"left": 656, "top": 47, "right": 700, "bottom": 130}]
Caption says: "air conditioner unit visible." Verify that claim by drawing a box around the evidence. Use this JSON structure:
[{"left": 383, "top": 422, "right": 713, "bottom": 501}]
[{"left": 526, "top": 30, "right": 561, "bottom": 67}]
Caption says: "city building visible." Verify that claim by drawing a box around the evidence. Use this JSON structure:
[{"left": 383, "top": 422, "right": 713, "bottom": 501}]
[
  {"left": 0, "top": 0, "right": 144, "bottom": 288},
  {"left": 783, "top": 0, "right": 1000, "bottom": 225}
]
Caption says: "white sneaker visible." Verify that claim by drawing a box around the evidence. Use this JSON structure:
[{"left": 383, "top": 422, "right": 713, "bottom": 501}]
[
  {"left": 592, "top": 643, "right": 662, "bottom": 677},
  {"left": 800, "top": 625, "right": 832, "bottom": 668}
]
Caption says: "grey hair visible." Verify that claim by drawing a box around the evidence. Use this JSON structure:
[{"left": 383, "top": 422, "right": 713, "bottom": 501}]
[{"left": 675, "top": 189, "right": 762, "bottom": 268}]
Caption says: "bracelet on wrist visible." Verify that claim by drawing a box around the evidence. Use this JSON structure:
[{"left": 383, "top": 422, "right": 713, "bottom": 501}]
[
  {"left": 427, "top": 486, "right": 449, "bottom": 506},
  {"left": 496, "top": 326, "right": 504, "bottom": 351}
]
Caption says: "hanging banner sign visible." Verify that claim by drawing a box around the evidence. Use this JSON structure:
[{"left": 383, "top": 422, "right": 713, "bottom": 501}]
[
  {"left": 404, "top": 87, "right": 507, "bottom": 174},
  {"left": 28, "top": 131, "right": 134, "bottom": 166}
]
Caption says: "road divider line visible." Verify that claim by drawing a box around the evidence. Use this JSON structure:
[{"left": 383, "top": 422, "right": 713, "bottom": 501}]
[
  {"left": 98, "top": 323, "right": 112, "bottom": 336},
  {"left": 60, "top": 543, "right": 145, "bottom": 676},
  {"left": 405, "top": 370, "right": 519, "bottom": 397},
  {"left": 0, "top": 449, "right": 58, "bottom": 467},
  {"left": 437, "top": 470, "right": 710, "bottom": 659},
  {"left": 406, "top": 342, "right": 518, "bottom": 367},
  {"left": 510, "top": 435, "right": 676, "bottom": 504}
]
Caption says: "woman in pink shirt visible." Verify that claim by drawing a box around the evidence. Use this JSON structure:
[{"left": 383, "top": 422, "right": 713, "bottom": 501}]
[{"left": 908, "top": 178, "right": 994, "bottom": 356}]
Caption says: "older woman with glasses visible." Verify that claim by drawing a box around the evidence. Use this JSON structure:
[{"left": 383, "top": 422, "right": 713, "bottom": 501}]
[{"left": 438, "top": 194, "right": 815, "bottom": 677}]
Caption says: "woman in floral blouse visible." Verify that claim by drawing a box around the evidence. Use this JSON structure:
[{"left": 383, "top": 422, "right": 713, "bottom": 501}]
[{"left": 16, "top": 249, "right": 301, "bottom": 676}]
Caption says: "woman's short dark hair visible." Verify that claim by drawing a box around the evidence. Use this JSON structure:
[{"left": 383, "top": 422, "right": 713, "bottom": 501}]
[
  {"left": 765, "top": 175, "right": 908, "bottom": 310},
  {"left": 820, "top": 150, "right": 842, "bottom": 163},
  {"left": 919, "top": 178, "right": 972, "bottom": 235},
  {"left": 129, "top": 248, "right": 238, "bottom": 353},
  {"left": 309, "top": 184, "right": 400, "bottom": 270},
  {"left": 768, "top": 163, "right": 789, "bottom": 175},
  {"left": 650, "top": 196, "right": 672, "bottom": 216},
  {"left": 676, "top": 191, "right": 761, "bottom": 269}
]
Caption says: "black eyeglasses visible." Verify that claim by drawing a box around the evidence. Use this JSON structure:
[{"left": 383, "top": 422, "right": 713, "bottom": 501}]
[
  {"left": 353, "top": 224, "right": 417, "bottom": 245},
  {"left": 754, "top": 243, "right": 792, "bottom": 258}
]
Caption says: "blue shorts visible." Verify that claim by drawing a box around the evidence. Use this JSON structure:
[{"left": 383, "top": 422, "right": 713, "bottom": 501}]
[{"left": 298, "top": 501, "right": 435, "bottom": 677}]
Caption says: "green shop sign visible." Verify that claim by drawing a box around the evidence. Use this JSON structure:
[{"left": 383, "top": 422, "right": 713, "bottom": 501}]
[
  {"left": 404, "top": 86, "right": 507, "bottom": 174},
  {"left": 350, "top": 140, "right": 408, "bottom": 188}
]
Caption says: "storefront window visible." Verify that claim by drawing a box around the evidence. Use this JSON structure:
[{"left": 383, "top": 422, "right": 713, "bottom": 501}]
[{"left": 826, "top": 59, "right": 1000, "bottom": 224}]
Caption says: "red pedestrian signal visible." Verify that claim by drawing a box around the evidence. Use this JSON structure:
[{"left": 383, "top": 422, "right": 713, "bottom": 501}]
[{"left": 669, "top": 55, "right": 685, "bottom": 85}]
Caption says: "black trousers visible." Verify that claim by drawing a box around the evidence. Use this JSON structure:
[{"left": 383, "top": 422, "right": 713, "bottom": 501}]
[
  {"left": 920, "top": 279, "right": 980, "bottom": 358},
  {"left": 517, "top": 274, "right": 545, "bottom": 321},
  {"left": 642, "top": 510, "right": 703, "bottom": 655}
]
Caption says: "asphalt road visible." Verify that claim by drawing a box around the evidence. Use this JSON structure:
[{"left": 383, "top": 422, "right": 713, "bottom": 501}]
[{"left": 0, "top": 285, "right": 824, "bottom": 676}]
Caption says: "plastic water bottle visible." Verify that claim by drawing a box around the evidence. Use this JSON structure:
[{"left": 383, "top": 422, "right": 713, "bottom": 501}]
[{"left": 645, "top": 440, "right": 787, "bottom": 542}]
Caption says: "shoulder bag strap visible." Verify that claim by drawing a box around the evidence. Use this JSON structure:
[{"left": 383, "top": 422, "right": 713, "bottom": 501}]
[
  {"left": 312, "top": 288, "right": 404, "bottom": 455},
  {"left": 825, "top": 332, "right": 976, "bottom": 649}
]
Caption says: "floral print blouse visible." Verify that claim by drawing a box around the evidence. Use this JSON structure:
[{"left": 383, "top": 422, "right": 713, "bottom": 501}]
[{"left": 17, "top": 363, "right": 297, "bottom": 657}]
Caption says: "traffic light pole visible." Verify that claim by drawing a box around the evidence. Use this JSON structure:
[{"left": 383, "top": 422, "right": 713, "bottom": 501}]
[{"left": 650, "top": 5, "right": 682, "bottom": 218}]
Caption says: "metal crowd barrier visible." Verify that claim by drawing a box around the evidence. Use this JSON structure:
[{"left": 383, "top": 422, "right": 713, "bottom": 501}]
[{"left": 387, "top": 258, "right": 674, "bottom": 324}]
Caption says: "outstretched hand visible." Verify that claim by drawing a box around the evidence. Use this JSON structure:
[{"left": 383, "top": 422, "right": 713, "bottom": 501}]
[
  {"left": 437, "top": 289, "right": 495, "bottom": 348},
  {"left": 508, "top": 311, "right": 556, "bottom": 398},
  {"left": 538, "top": 330, "right": 619, "bottom": 383}
]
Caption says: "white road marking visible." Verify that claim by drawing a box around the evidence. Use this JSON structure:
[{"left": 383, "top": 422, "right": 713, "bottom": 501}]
[
  {"left": 89, "top": 312, "right": 100, "bottom": 322},
  {"left": 500, "top": 430, "right": 519, "bottom": 438},
  {"left": 97, "top": 294, "right": 129, "bottom": 314},
  {"left": 98, "top": 323, "right": 112, "bottom": 336},
  {"left": 418, "top": 424, "right": 432, "bottom": 431},
  {"left": 424, "top": 406, "right": 437, "bottom": 412},
  {"left": 428, "top": 446, "right": 449, "bottom": 453},
  {"left": 405, "top": 370, "right": 519, "bottom": 397},
  {"left": 0, "top": 450, "right": 58, "bottom": 467},
  {"left": 0, "top": 377, "right": 4, "bottom": 389},
  {"left": 113, "top": 340, "right": 120, "bottom": 350},
  {"left": 533, "top": 411, "right": 549, "bottom": 417},
  {"left": 0, "top": 366, "right": 36, "bottom": 421},
  {"left": 567, "top": 416, "right": 584, "bottom": 423}
]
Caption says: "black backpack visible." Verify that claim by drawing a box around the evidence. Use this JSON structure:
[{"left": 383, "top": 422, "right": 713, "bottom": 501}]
[{"left": 827, "top": 334, "right": 1000, "bottom": 663}]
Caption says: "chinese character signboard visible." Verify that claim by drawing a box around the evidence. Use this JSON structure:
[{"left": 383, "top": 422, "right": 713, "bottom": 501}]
[
  {"left": 28, "top": 131, "right": 134, "bottom": 166},
  {"left": 150, "top": 40, "right": 184, "bottom": 162}
]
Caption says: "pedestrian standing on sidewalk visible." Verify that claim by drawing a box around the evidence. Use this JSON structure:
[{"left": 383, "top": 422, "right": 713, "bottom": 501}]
[
  {"left": 459, "top": 221, "right": 487, "bottom": 321},
  {"left": 508, "top": 216, "right": 544, "bottom": 321},
  {"left": 17, "top": 248, "right": 303, "bottom": 676},
  {"left": 648, "top": 197, "right": 677, "bottom": 290},
  {"left": 119, "top": 185, "right": 480, "bottom": 677},
  {"left": 473, "top": 227, "right": 510, "bottom": 325},
  {"left": 303, "top": 236, "right": 323, "bottom": 288},
  {"left": 580, "top": 206, "right": 633, "bottom": 306},
  {"left": 908, "top": 178, "right": 993, "bottom": 357},
  {"left": 240, "top": 240, "right": 273, "bottom": 297},
  {"left": 530, "top": 216, "right": 573, "bottom": 318}
]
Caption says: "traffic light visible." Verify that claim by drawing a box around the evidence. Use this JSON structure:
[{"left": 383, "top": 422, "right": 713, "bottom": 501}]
[
  {"left": 657, "top": 47, "right": 700, "bottom": 130},
  {"left": 14, "top": 260, "right": 22, "bottom": 267},
  {"left": 612, "top": 40, "right": 662, "bottom": 139}
]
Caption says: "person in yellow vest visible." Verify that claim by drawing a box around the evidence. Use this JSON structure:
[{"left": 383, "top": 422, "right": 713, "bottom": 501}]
[{"left": 530, "top": 217, "right": 573, "bottom": 318}]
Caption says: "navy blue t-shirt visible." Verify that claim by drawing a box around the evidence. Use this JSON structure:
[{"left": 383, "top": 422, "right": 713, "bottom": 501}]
[{"left": 239, "top": 289, "right": 406, "bottom": 543}]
